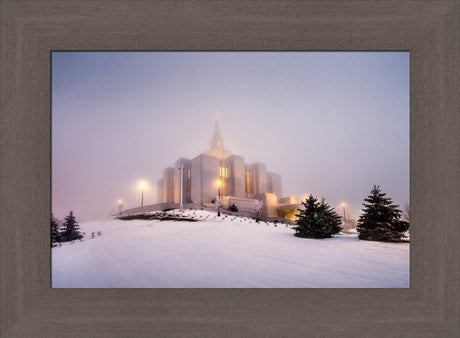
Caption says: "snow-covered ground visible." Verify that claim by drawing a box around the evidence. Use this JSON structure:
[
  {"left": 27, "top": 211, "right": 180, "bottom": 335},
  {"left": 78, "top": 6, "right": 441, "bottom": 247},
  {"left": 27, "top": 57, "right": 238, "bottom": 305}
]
[{"left": 52, "top": 210, "right": 409, "bottom": 288}]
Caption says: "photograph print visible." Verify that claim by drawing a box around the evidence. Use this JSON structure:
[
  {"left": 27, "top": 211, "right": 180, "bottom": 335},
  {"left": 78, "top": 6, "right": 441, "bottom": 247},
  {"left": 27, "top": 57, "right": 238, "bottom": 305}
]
[{"left": 51, "top": 51, "right": 410, "bottom": 288}]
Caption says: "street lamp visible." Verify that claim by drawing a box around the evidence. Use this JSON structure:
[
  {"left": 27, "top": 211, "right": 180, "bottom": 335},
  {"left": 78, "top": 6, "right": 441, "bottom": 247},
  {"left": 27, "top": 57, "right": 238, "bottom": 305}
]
[
  {"left": 139, "top": 182, "right": 147, "bottom": 207},
  {"left": 341, "top": 202, "right": 346, "bottom": 224},
  {"left": 118, "top": 199, "right": 123, "bottom": 215},
  {"left": 216, "top": 180, "right": 221, "bottom": 217}
]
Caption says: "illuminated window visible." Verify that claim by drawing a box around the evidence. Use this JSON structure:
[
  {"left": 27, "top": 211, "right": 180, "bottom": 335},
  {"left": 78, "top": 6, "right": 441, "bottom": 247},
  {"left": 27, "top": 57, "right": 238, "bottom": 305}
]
[
  {"left": 219, "top": 166, "right": 228, "bottom": 178},
  {"left": 245, "top": 170, "right": 253, "bottom": 193}
]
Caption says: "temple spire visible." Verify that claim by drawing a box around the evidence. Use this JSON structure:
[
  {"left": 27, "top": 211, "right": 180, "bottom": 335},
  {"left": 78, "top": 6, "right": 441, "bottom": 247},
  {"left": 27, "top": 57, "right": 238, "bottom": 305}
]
[
  {"left": 210, "top": 112, "right": 223, "bottom": 150},
  {"left": 206, "top": 112, "right": 231, "bottom": 159}
]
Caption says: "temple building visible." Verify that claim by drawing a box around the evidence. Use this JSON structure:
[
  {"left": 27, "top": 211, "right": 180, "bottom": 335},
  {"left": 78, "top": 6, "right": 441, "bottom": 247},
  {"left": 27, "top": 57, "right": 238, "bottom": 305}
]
[{"left": 157, "top": 116, "right": 298, "bottom": 219}]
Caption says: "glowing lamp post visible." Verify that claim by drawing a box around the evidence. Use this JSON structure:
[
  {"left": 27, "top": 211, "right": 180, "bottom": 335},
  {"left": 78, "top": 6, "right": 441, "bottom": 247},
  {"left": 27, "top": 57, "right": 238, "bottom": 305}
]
[
  {"left": 118, "top": 199, "right": 123, "bottom": 215},
  {"left": 341, "top": 202, "right": 346, "bottom": 224},
  {"left": 216, "top": 180, "right": 221, "bottom": 217},
  {"left": 139, "top": 182, "right": 147, "bottom": 207}
]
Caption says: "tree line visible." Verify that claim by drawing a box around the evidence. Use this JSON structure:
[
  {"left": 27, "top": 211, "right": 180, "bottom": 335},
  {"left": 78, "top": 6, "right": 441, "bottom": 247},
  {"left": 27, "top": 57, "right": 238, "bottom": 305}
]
[
  {"left": 51, "top": 186, "right": 409, "bottom": 246},
  {"left": 294, "top": 185, "right": 410, "bottom": 242},
  {"left": 50, "top": 211, "right": 82, "bottom": 247}
]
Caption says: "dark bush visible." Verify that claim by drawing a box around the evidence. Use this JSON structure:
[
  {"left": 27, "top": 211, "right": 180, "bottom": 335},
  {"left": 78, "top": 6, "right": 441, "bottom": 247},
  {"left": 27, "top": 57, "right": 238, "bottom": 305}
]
[{"left": 229, "top": 203, "right": 238, "bottom": 212}]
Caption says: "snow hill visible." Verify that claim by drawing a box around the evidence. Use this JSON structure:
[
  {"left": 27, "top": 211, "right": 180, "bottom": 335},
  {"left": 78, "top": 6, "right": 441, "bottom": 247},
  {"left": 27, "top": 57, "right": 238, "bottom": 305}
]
[{"left": 52, "top": 210, "right": 409, "bottom": 288}]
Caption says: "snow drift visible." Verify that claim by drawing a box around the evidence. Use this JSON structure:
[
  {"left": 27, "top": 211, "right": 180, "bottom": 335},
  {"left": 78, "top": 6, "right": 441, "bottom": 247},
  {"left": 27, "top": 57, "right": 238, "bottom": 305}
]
[{"left": 52, "top": 210, "right": 409, "bottom": 288}]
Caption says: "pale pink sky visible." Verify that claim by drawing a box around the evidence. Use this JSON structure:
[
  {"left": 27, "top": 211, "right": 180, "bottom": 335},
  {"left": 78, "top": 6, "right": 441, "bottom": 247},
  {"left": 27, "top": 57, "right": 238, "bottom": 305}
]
[{"left": 52, "top": 52, "right": 409, "bottom": 221}]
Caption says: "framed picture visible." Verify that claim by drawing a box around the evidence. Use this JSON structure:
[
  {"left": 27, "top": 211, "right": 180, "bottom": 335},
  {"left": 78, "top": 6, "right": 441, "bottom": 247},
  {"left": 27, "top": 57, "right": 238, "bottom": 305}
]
[{"left": 1, "top": 1, "right": 458, "bottom": 336}]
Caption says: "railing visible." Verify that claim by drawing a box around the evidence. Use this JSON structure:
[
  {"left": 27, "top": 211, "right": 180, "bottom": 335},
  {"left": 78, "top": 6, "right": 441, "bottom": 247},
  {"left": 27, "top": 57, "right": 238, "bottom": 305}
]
[{"left": 115, "top": 202, "right": 295, "bottom": 225}]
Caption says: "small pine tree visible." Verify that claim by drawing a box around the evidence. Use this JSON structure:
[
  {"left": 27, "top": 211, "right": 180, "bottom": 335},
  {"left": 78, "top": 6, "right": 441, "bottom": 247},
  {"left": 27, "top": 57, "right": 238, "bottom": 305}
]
[
  {"left": 294, "top": 194, "right": 342, "bottom": 238},
  {"left": 229, "top": 203, "right": 238, "bottom": 212},
  {"left": 50, "top": 213, "right": 60, "bottom": 247},
  {"left": 61, "top": 211, "right": 83, "bottom": 242},
  {"left": 319, "top": 198, "right": 343, "bottom": 236},
  {"left": 357, "top": 185, "right": 409, "bottom": 242}
]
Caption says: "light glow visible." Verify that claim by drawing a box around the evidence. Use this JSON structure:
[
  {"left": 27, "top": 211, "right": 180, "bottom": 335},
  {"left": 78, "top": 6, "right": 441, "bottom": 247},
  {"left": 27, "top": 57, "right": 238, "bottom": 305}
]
[{"left": 219, "top": 166, "right": 228, "bottom": 178}]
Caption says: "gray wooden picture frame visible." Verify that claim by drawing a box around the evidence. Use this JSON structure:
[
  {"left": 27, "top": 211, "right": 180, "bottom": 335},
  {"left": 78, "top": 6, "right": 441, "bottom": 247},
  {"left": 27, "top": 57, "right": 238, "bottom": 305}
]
[{"left": 1, "top": 1, "right": 459, "bottom": 337}]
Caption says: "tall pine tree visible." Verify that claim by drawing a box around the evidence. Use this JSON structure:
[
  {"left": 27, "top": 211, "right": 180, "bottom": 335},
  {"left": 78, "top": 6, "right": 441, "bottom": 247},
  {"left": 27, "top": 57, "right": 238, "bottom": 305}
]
[
  {"left": 357, "top": 185, "right": 409, "bottom": 242},
  {"left": 294, "top": 194, "right": 342, "bottom": 238},
  {"left": 61, "top": 211, "right": 83, "bottom": 242},
  {"left": 50, "top": 213, "right": 60, "bottom": 247}
]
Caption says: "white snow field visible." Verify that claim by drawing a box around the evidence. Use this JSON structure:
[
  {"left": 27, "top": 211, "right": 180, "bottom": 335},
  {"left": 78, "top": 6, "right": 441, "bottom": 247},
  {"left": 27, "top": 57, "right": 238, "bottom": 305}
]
[{"left": 52, "top": 210, "right": 409, "bottom": 288}]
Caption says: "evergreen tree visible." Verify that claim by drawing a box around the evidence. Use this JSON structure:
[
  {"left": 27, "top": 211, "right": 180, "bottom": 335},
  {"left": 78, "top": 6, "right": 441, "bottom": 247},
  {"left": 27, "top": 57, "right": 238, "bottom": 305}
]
[
  {"left": 229, "top": 203, "right": 238, "bottom": 212},
  {"left": 319, "top": 198, "right": 343, "bottom": 237},
  {"left": 294, "top": 194, "right": 342, "bottom": 238},
  {"left": 357, "top": 185, "right": 409, "bottom": 242},
  {"left": 61, "top": 211, "right": 83, "bottom": 242},
  {"left": 50, "top": 213, "right": 60, "bottom": 247}
]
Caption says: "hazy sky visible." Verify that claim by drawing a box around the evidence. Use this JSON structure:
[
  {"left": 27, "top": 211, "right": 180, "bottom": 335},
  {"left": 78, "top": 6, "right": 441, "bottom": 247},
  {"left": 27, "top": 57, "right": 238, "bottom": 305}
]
[{"left": 52, "top": 51, "right": 409, "bottom": 221}]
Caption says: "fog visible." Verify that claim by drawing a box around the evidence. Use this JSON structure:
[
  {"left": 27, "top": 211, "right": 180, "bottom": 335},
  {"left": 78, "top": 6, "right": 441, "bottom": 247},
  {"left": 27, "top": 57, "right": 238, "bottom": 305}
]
[{"left": 52, "top": 52, "right": 409, "bottom": 221}]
